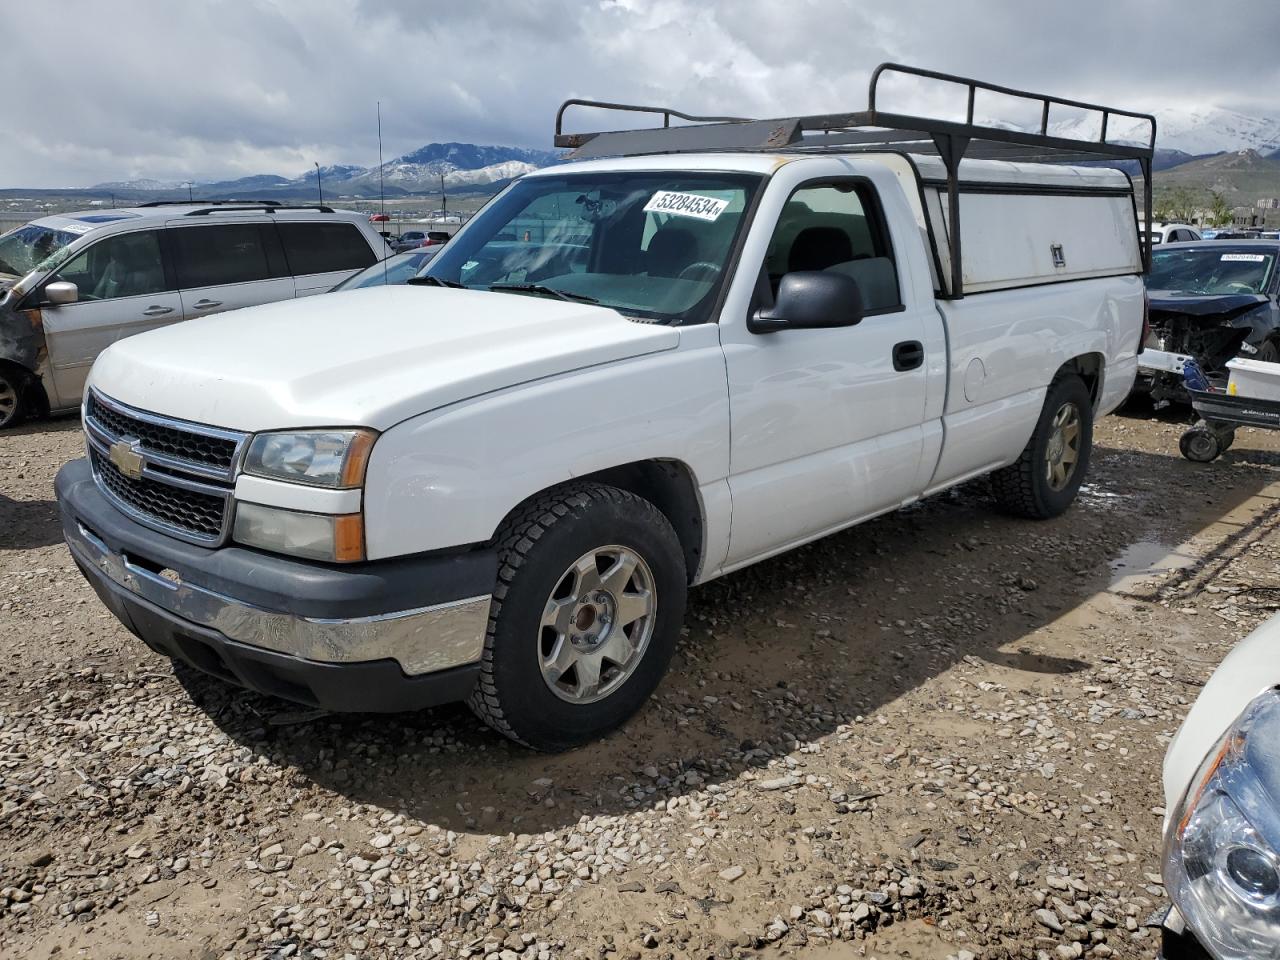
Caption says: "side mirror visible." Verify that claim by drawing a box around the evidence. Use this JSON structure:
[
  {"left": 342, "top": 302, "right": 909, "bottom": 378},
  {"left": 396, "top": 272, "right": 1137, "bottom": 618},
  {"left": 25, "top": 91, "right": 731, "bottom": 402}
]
[
  {"left": 45, "top": 281, "right": 79, "bottom": 305},
  {"left": 749, "top": 271, "right": 864, "bottom": 334}
]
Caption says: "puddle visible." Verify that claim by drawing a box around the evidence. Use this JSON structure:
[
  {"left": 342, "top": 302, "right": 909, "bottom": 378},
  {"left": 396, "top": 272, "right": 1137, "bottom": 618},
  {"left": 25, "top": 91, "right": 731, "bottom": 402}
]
[{"left": 1109, "top": 540, "right": 1197, "bottom": 592}]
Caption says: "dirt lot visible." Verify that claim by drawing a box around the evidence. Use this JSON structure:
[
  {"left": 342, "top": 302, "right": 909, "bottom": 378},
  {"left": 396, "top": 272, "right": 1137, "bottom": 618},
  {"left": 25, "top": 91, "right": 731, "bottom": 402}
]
[{"left": 3, "top": 407, "right": 1280, "bottom": 960}]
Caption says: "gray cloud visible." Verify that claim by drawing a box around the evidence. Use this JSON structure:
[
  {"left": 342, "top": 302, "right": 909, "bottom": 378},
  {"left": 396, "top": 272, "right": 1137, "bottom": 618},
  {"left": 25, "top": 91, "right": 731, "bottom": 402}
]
[{"left": 4, "top": 0, "right": 1277, "bottom": 187}]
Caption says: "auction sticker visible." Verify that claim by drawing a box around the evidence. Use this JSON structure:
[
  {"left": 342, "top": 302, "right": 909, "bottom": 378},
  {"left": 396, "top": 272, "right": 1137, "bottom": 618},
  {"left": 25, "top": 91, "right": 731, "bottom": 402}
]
[
  {"left": 1222, "top": 253, "right": 1267, "bottom": 262},
  {"left": 644, "top": 191, "right": 729, "bottom": 222}
]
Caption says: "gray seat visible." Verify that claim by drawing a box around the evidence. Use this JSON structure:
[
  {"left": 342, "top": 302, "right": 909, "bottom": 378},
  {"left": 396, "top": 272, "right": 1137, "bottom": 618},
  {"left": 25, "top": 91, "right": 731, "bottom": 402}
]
[{"left": 830, "top": 257, "right": 900, "bottom": 311}]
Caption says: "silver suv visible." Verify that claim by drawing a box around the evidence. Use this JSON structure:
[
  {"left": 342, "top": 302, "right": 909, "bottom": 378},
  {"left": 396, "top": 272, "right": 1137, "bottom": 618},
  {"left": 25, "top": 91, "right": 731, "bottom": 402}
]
[{"left": 0, "top": 201, "right": 388, "bottom": 428}]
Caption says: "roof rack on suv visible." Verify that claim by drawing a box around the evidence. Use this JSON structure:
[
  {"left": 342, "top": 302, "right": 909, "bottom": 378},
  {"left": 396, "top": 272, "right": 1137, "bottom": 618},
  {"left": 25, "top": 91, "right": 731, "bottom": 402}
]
[
  {"left": 136, "top": 199, "right": 282, "bottom": 207},
  {"left": 182, "top": 204, "right": 336, "bottom": 216},
  {"left": 554, "top": 62, "right": 1158, "bottom": 281}
]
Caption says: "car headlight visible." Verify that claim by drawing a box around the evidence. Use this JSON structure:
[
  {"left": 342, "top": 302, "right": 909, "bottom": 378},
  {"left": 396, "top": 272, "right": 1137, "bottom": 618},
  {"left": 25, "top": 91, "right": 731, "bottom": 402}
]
[
  {"left": 1165, "top": 688, "right": 1280, "bottom": 960},
  {"left": 243, "top": 429, "right": 376, "bottom": 488},
  {"left": 232, "top": 502, "right": 364, "bottom": 563}
]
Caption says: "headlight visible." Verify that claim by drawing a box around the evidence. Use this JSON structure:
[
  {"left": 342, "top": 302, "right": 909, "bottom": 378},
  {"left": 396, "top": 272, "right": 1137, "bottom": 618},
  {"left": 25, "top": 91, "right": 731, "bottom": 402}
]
[
  {"left": 1165, "top": 689, "right": 1280, "bottom": 960},
  {"left": 232, "top": 502, "right": 365, "bottom": 563},
  {"left": 243, "top": 429, "right": 376, "bottom": 488}
]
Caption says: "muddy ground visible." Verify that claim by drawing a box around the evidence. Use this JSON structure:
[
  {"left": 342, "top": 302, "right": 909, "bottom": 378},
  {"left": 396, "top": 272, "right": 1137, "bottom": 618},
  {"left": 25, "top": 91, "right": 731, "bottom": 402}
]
[{"left": 3, "top": 406, "right": 1280, "bottom": 960}]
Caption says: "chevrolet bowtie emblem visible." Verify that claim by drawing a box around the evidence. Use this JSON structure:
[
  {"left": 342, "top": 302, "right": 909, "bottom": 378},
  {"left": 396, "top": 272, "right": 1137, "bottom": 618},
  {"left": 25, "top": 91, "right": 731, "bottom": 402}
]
[{"left": 109, "top": 439, "right": 146, "bottom": 480}]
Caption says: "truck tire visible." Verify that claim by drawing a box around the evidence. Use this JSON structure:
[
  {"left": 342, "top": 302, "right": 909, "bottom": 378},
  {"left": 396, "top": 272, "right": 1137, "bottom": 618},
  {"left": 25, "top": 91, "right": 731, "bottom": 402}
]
[
  {"left": 468, "top": 482, "right": 687, "bottom": 751},
  {"left": 0, "top": 362, "right": 32, "bottom": 430},
  {"left": 990, "top": 374, "right": 1093, "bottom": 519}
]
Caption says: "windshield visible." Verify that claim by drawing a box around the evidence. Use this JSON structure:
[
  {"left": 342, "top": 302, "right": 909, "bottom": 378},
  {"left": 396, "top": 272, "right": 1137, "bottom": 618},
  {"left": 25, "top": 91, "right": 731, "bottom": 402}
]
[
  {"left": 421, "top": 171, "right": 762, "bottom": 324},
  {"left": 0, "top": 223, "right": 82, "bottom": 280},
  {"left": 1148, "top": 246, "right": 1277, "bottom": 295},
  {"left": 332, "top": 250, "right": 436, "bottom": 291}
]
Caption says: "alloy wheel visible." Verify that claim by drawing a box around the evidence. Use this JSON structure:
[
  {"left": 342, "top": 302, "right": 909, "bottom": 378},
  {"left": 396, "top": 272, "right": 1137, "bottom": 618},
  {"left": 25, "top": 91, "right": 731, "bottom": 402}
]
[{"left": 538, "top": 545, "right": 657, "bottom": 704}]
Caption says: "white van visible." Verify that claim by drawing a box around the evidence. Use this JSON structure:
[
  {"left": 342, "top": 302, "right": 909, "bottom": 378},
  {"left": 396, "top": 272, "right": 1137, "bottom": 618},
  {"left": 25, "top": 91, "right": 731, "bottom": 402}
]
[{"left": 0, "top": 202, "right": 387, "bottom": 427}]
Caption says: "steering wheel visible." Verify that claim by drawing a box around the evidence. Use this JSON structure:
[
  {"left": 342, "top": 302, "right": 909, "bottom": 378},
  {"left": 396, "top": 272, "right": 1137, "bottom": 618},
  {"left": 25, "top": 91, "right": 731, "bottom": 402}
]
[
  {"left": 1224, "top": 281, "right": 1256, "bottom": 293},
  {"left": 677, "top": 261, "right": 721, "bottom": 283}
]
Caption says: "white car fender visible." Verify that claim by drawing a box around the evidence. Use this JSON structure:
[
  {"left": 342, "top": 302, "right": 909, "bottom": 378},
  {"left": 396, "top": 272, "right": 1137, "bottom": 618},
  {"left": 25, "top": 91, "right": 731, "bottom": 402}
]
[
  {"left": 361, "top": 324, "right": 732, "bottom": 574},
  {"left": 1163, "top": 615, "right": 1280, "bottom": 814}
]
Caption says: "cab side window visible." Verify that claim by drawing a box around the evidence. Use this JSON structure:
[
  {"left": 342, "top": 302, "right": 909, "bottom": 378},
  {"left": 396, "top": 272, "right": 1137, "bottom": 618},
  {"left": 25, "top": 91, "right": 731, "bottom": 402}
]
[
  {"left": 763, "top": 182, "right": 901, "bottom": 313},
  {"left": 53, "top": 230, "right": 168, "bottom": 302}
]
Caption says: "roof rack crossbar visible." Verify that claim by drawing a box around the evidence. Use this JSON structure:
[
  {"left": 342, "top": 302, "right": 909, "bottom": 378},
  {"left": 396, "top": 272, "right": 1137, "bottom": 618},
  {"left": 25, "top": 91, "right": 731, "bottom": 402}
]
[
  {"left": 182, "top": 204, "right": 335, "bottom": 216},
  {"left": 866, "top": 63, "right": 1156, "bottom": 152},
  {"left": 554, "top": 98, "right": 750, "bottom": 149},
  {"left": 136, "top": 199, "right": 282, "bottom": 207}
]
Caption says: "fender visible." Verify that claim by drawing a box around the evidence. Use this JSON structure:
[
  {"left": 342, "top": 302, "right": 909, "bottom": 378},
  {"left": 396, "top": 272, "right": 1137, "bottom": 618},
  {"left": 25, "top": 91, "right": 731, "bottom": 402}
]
[
  {"left": 361, "top": 325, "right": 732, "bottom": 570},
  {"left": 0, "top": 292, "right": 52, "bottom": 403}
]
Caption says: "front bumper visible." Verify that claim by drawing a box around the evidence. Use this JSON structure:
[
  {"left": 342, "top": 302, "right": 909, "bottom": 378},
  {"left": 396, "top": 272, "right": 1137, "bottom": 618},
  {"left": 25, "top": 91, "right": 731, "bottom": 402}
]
[{"left": 56, "top": 458, "right": 495, "bottom": 712}]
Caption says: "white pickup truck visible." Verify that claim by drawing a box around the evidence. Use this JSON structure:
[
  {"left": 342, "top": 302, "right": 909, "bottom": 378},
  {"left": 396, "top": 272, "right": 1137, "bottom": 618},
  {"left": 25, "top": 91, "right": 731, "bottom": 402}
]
[{"left": 55, "top": 66, "right": 1155, "bottom": 749}]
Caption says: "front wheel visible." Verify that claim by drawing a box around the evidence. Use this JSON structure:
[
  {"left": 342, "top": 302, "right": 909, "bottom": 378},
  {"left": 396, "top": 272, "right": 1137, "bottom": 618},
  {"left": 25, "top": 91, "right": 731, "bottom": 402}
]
[
  {"left": 990, "top": 374, "right": 1094, "bottom": 519},
  {"left": 469, "top": 483, "right": 687, "bottom": 751},
  {"left": 0, "top": 363, "right": 33, "bottom": 430}
]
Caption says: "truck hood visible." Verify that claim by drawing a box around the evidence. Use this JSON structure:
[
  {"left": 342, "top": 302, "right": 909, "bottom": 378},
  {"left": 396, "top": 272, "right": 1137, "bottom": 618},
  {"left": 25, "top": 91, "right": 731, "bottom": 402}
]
[
  {"left": 88, "top": 286, "right": 680, "bottom": 431},
  {"left": 1163, "top": 614, "right": 1280, "bottom": 814},
  {"left": 1147, "top": 291, "right": 1269, "bottom": 322}
]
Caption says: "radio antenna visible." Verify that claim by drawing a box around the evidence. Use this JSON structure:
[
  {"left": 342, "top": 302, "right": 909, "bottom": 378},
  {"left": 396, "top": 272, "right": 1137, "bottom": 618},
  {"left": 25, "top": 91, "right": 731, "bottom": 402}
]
[{"left": 378, "top": 100, "right": 388, "bottom": 284}]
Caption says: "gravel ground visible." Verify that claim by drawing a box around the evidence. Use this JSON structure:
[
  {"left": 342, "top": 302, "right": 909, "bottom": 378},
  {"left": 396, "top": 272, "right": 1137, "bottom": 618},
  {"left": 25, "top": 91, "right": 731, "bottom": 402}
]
[{"left": 3, "top": 407, "right": 1280, "bottom": 960}]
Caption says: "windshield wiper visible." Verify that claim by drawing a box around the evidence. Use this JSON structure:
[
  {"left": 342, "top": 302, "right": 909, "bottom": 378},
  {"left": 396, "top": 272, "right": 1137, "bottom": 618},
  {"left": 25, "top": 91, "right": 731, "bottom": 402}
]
[
  {"left": 406, "top": 275, "right": 467, "bottom": 288},
  {"left": 488, "top": 282, "right": 599, "bottom": 304}
]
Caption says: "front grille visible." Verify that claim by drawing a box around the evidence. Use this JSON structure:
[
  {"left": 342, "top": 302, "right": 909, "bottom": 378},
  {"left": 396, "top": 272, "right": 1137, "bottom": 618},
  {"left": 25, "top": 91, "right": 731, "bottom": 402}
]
[
  {"left": 91, "top": 449, "right": 228, "bottom": 540},
  {"left": 85, "top": 391, "right": 246, "bottom": 545},
  {"left": 86, "top": 392, "right": 238, "bottom": 471}
]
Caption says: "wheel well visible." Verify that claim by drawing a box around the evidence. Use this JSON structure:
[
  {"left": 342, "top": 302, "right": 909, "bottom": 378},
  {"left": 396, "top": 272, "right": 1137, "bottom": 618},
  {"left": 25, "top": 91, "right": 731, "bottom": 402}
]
[
  {"left": 0, "top": 360, "right": 48, "bottom": 417},
  {"left": 1057, "top": 353, "right": 1103, "bottom": 409},
  {"left": 506, "top": 461, "right": 705, "bottom": 584},
  {"left": 580, "top": 460, "right": 703, "bottom": 583}
]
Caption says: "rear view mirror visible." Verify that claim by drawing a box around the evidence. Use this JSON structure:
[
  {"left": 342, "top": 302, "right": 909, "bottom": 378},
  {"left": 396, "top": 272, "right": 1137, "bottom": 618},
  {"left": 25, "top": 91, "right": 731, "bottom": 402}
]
[
  {"left": 749, "top": 271, "right": 864, "bottom": 334},
  {"left": 45, "top": 281, "right": 78, "bottom": 305}
]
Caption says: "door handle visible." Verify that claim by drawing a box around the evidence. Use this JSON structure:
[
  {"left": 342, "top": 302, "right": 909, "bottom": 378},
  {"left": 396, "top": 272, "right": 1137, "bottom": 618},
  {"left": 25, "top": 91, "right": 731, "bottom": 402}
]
[
  {"left": 893, "top": 340, "right": 924, "bottom": 372},
  {"left": 141, "top": 305, "right": 174, "bottom": 317},
  {"left": 192, "top": 299, "right": 223, "bottom": 310}
]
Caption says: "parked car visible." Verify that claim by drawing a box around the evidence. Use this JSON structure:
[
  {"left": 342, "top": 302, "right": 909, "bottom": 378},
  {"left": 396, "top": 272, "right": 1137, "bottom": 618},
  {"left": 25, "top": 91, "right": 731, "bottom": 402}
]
[
  {"left": 1147, "top": 222, "right": 1203, "bottom": 246},
  {"left": 1136, "top": 240, "right": 1280, "bottom": 402},
  {"left": 54, "top": 67, "right": 1148, "bottom": 750},
  {"left": 330, "top": 248, "right": 438, "bottom": 291},
  {"left": 1159, "top": 612, "right": 1280, "bottom": 960},
  {"left": 0, "top": 201, "right": 386, "bottom": 428},
  {"left": 391, "top": 229, "right": 452, "bottom": 253},
  {"left": 390, "top": 230, "right": 426, "bottom": 252}
]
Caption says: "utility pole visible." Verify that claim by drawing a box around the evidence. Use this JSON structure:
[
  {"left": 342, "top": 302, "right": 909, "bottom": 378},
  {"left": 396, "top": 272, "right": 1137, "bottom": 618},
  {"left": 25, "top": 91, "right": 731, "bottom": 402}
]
[
  {"left": 440, "top": 173, "right": 446, "bottom": 224},
  {"left": 184, "top": 181, "right": 193, "bottom": 202},
  {"left": 315, "top": 162, "right": 324, "bottom": 204}
]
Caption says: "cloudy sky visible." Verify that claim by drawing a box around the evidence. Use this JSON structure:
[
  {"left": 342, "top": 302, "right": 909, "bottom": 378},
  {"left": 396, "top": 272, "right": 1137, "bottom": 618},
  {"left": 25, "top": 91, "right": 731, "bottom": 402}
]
[{"left": 6, "top": 0, "right": 1280, "bottom": 187}]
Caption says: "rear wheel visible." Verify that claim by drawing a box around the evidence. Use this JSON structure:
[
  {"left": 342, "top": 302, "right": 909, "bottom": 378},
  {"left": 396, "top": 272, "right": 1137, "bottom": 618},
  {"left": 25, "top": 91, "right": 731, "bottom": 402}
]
[
  {"left": 990, "top": 374, "right": 1093, "bottom": 519},
  {"left": 468, "top": 482, "right": 687, "bottom": 751},
  {"left": 0, "top": 363, "right": 32, "bottom": 429}
]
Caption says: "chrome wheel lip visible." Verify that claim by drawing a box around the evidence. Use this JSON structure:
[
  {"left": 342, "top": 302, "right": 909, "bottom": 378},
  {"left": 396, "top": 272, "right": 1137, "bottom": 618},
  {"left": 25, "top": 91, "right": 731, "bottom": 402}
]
[
  {"left": 1045, "top": 402, "right": 1081, "bottom": 492},
  {"left": 538, "top": 545, "right": 657, "bottom": 705}
]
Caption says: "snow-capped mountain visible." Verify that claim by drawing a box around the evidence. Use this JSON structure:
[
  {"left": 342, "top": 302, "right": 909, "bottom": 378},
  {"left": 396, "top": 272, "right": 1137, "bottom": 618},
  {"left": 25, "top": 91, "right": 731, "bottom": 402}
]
[
  {"left": 1045, "top": 106, "right": 1280, "bottom": 157},
  {"left": 90, "top": 142, "right": 561, "bottom": 197}
]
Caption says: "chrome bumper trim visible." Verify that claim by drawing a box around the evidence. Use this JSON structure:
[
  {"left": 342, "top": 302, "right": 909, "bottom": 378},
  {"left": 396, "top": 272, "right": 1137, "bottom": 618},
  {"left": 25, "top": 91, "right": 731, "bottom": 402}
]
[{"left": 66, "top": 520, "right": 491, "bottom": 676}]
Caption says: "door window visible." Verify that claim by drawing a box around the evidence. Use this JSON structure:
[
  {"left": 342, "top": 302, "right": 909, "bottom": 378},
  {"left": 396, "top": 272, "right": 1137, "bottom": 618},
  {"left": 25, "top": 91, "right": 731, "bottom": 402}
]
[
  {"left": 276, "top": 222, "right": 376, "bottom": 275},
  {"left": 170, "top": 224, "right": 273, "bottom": 288},
  {"left": 52, "top": 230, "right": 168, "bottom": 301},
  {"left": 763, "top": 182, "right": 901, "bottom": 312}
]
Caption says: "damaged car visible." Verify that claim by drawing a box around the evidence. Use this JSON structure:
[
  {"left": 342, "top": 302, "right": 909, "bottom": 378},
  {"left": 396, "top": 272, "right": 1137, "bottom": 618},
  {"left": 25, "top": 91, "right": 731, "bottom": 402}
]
[
  {"left": 1137, "top": 241, "right": 1280, "bottom": 403},
  {"left": 0, "top": 203, "right": 386, "bottom": 429}
]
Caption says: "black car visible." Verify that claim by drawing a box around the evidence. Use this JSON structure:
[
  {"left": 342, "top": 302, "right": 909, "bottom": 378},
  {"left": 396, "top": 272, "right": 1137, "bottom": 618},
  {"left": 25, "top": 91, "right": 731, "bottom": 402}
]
[{"left": 1140, "top": 241, "right": 1280, "bottom": 402}]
